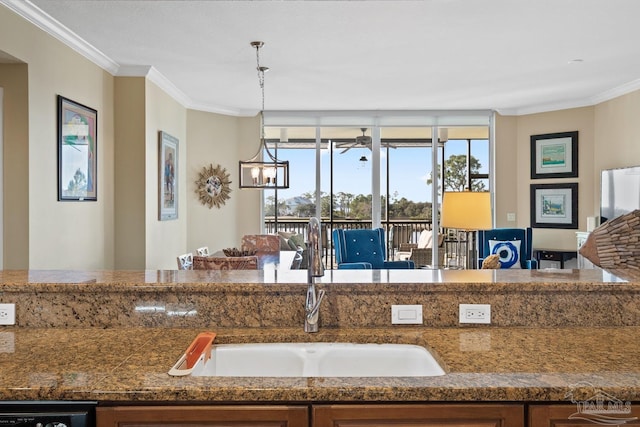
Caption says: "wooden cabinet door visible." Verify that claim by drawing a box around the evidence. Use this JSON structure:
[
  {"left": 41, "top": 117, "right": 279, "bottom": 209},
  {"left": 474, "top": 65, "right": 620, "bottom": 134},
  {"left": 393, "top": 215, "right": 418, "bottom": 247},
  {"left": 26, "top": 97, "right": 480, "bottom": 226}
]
[
  {"left": 313, "top": 404, "right": 524, "bottom": 427},
  {"left": 97, "top": 405, "right": 308, "bottom": 427},
  {"left": 530, "top": 404, "right": 640, "bottom": 427}
]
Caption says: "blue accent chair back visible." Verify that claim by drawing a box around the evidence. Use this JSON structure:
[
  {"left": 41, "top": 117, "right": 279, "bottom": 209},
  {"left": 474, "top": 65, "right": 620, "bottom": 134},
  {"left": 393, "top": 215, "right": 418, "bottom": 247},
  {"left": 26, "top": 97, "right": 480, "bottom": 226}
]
[
  {"left": 332, "top": 228, "right": 415, "bottom": 270},
  {"left": 477, "top": 227, "right": 538, "bottom": 269}
]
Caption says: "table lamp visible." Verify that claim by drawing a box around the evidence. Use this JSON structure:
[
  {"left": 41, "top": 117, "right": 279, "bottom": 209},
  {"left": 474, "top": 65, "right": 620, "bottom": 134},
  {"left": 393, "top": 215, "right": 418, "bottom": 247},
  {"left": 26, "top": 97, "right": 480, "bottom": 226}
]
[{"left": 441, "top": 191, "right": 492, "bottom": 269}]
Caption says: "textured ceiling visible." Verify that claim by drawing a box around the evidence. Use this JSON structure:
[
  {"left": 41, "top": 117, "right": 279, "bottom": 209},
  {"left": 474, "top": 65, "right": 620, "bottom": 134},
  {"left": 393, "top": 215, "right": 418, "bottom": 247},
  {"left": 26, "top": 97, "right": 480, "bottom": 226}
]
[{"left": 14, "top": 0, "right": 640, "bottom": 116}]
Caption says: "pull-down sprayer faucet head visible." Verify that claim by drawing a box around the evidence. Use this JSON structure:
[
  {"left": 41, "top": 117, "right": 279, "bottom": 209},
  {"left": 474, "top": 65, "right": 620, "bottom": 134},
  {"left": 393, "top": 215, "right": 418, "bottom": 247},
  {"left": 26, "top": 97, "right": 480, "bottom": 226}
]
[
  {"left": 307, "top": 217, "right": 324, "bottom": 282},
  {"left": 305, "top": 217, "right": 325, "bottom": 333}
]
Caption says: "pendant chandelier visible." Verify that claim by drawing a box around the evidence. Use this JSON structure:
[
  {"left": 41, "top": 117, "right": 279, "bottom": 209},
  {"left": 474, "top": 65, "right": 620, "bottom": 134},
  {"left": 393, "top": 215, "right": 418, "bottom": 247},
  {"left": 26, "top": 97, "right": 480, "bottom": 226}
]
[{"left": 239, "top": 41, "right": 289, "bottom": 189}]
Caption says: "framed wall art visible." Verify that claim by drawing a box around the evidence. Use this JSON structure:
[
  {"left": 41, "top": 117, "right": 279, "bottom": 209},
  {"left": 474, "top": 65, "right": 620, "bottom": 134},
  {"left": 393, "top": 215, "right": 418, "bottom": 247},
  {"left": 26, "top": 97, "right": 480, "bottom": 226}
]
[
  {"left": 57, "top": 95, "right": 98, "bottom": 201},
  {"left": 530, "top": 131, "right": 578, "bottom": 179},
  {"left": 530, "top": 183, "right": 578, "bottom": 229},
  {"left": 196, "top": 163, "right": 232, "bottom": 209},
  {"left": 159, "top": 131, "right": 178, "bottom": 220}
]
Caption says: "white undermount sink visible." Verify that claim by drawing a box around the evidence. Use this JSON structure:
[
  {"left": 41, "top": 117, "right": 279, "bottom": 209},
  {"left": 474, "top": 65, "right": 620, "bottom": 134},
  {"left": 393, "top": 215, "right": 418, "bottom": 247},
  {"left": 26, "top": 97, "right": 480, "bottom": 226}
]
[{"left": 188, "top": 342, "right": 445, "bottom": 377}]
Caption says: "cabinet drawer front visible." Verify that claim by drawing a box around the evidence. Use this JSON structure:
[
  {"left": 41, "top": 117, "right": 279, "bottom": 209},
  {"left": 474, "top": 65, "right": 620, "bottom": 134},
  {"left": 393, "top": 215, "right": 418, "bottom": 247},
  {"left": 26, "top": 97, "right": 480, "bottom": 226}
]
[
  {"left": 314, "top": 404, "right": 524, "bottom": 427},
  {"left": 530, "top": 404, "right": 640, "bottom": 427},
  {"left": 97, "top": 405, "right": 309, "bottom": 427}
]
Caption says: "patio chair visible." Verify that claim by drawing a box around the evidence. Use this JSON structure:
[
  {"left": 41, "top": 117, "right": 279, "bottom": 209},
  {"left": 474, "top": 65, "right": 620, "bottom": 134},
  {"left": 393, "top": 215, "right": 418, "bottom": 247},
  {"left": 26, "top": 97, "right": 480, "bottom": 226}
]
[
  {"left": 477, "top": 228, "right": 538, "bottom": 269},
  {"left": 332, "top": 228, "right": 414, "bottom": 269}
]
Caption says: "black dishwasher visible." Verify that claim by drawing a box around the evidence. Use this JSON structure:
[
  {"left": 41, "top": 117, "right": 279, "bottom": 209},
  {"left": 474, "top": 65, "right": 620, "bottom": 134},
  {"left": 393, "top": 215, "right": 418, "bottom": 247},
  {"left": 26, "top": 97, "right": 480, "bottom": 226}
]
[{"left": 0, "top": 401, "right": 96, "bottom": 427}]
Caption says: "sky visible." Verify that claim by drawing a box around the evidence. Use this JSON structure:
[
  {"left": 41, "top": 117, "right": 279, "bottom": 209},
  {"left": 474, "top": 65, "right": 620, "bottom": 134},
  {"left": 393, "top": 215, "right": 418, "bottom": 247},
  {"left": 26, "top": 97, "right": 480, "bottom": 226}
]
[{"left": 275, "top": 140, "right": 489, "bottom": 203}]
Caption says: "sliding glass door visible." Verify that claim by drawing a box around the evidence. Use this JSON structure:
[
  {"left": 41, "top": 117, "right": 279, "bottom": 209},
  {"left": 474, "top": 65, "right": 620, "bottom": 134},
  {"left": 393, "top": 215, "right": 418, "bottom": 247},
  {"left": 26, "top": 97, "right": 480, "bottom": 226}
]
[{"left": 261, "top": 111, "right": 493, "bottom": 268}]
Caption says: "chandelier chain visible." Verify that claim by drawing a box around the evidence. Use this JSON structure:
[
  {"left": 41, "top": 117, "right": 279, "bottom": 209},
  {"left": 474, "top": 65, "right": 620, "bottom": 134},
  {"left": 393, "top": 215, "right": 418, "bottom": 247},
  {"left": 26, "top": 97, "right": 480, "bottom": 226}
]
[
  {"left": 255, "top": 46, "right": 265, "bottom": 112},
  {"left": 255, "top": 44, "right": 266, "bottom": 139}
]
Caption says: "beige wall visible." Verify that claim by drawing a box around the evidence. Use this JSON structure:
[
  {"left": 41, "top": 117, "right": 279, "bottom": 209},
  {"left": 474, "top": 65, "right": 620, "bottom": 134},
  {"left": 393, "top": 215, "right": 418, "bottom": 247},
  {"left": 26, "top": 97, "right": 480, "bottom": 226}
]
[
  {"left": 494, "top": 114, "right": 518, "bottom": 229},
  {"left": 145, "top": 80, "right": 187, "bottom": 269},
  {"left": 594, "top": 90, "right": 640, "bottom": 214},
  {"left": 236, "top": 116, "right": 263, "bottom": 237},
  {"left": 114, "top": 77, "right": 189, "bottom": 270},
  {"left": 497, "top": 95, "right": 640, "bottom": 252},
  {"left": 114, "top": 77, "right": 146, "bottom": 269},
  {"left": 495, "top": 107, "right": 595, "bottom": 251},
  {"left": 498, "top": 98, "right": 640, "bottom": 251},
  {"left": 185, "top": 112, "right": 262, "bottom": 253},
  {"left": 186, "top": 110, "right": 242, "bottom": 251},
  {"left": 0, "top": 63, "right": 28, "bottom": 269},
  {"left": 0, "top": 6, "right": 115, "bottom": 269}
]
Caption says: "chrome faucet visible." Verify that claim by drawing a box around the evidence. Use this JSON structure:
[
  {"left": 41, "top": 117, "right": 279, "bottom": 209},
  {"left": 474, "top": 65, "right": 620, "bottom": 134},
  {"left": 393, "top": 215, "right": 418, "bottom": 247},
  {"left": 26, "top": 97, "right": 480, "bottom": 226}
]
[{"left": 305, "top": 217, "right": 325, "bottom": 333}]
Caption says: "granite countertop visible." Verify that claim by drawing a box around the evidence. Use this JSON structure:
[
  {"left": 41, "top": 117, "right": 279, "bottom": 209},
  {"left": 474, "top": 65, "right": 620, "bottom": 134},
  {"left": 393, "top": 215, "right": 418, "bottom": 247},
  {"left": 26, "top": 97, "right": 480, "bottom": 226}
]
[
  {"left": 0, "top": 268, "right": 636, "bottom": 291},
  {"left": 1, "top": 326, "right": 638, "bottom": 403},
  {"left": 0, "top": 268, "right": 638, "bottom": 404}
]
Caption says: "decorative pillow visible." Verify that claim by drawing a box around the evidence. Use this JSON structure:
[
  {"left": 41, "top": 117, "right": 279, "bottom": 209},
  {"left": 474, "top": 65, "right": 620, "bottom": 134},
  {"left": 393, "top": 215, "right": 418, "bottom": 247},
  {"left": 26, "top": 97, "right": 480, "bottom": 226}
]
[
  {"left": 488, "top": 239, "right": 522, "bottom": 269},
  {"left": 277, "top": 231, "right": 296, "bottom": 250},
  {"left": 288, "top": 233, "right": 307, "bottom": 250},
  {"left": 417, "top": 229, "right": 433, "bottom": 249},
  {"left": 287, "top": 238, "right": 299, "bottom": 251}
]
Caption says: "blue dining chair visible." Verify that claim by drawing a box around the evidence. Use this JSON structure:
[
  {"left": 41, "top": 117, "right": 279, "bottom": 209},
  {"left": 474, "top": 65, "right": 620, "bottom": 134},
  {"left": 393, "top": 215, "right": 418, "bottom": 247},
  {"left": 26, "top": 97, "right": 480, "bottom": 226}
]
[{"left": 332, "top": 228, "right": 415, "bottom": 269}]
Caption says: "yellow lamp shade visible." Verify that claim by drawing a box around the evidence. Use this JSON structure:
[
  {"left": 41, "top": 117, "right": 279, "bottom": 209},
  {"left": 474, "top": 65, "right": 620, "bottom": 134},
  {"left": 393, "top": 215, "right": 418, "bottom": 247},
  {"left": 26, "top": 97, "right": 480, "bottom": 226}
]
[{"left": 441, "top": 191, "right": 492, "bottom": 230}]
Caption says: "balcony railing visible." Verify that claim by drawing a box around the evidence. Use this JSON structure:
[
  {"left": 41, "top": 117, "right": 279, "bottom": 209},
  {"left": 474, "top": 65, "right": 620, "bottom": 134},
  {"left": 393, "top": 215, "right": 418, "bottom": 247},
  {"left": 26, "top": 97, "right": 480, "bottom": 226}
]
[{"left": 265, "top": 218, "right": 438, "bottom": 269}]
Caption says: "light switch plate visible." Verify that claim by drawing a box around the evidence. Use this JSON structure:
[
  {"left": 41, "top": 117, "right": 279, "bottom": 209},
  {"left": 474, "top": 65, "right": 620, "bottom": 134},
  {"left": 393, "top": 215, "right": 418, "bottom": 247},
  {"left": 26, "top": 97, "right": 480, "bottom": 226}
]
[{"left": 391, "top": 304, "right": 423, "bottom": 324}]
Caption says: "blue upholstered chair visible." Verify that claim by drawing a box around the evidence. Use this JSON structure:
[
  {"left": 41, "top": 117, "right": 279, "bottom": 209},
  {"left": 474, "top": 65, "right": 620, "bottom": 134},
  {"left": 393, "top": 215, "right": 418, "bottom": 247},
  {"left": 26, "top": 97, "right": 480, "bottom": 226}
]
[
  {"left": 332, "top": 228, "right": 415, "bottom": 269},
  {"left": 477, "top": 228, "right": 538, "bottom": 269}
]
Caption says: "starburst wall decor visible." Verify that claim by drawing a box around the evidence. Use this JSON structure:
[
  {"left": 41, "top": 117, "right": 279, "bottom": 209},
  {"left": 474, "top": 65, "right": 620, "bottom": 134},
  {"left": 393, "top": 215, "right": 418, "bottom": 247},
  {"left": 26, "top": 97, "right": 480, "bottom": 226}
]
[{"left": 195, "top": 163, "right": 231, "bottom": 209}]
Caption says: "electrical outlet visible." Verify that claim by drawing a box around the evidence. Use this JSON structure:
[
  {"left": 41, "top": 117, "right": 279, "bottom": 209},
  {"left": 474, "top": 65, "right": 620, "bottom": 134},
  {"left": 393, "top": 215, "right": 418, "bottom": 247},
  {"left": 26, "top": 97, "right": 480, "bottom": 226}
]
[
  {"left": 459, "top": 303, "right": 491, "bottom": 324},
  {"left": 0, "top": 303, "right": 16, "bottom": 325}
]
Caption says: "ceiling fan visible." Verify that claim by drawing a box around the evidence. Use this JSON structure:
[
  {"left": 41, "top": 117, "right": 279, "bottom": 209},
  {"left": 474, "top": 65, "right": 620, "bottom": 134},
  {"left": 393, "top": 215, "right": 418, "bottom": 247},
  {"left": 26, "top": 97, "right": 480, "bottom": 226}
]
[{"left": 336, "top": 128, "right": 373, "bottom": 153}]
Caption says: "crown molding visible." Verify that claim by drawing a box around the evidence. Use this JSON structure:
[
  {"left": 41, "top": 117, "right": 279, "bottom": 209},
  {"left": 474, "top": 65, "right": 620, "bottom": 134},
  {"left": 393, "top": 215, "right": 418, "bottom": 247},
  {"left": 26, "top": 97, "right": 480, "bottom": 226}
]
[
  {"left": 1, "top": 0, "right": 119, "bottom": 74},
  {"left": 497, "top": 97, "right": 595, "bottom": 116},
  {"left": 590, "top": 77, "right": 640, "bottom": 106},
  {"left": 117, "top": 65, "right": 193, "bottom": 109},
  {"left": 187, "top": 101, "right": 248, "bottom": 117},
  {"left": 498, "top": 77, "right": 640, "bottom": 116},
  {"left": 117, "top": 65, "right": 246, "bottom": 116},
  {"left": 146, "top": 67, "right": 193, "bottom": 107},
  {"left": 115, "top": 65, "right": 153, "bottom": 77}
]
